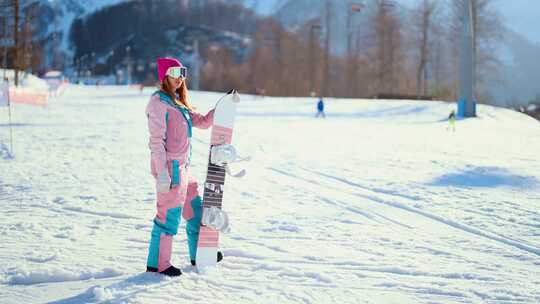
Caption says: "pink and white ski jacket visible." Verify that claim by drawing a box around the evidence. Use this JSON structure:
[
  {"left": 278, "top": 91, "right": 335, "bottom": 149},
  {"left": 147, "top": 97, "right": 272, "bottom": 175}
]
[{"left": 146, "top": 91, "right": 214, "bottom": 177}]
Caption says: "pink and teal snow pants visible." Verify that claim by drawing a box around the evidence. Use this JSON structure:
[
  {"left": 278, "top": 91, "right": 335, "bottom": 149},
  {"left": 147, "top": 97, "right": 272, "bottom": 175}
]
[
  {"left": 146, "top": 159, "right": 203, "bottom": 271},
  {"left": 147, "top": 160, "right": 186, "bottom": 271}
]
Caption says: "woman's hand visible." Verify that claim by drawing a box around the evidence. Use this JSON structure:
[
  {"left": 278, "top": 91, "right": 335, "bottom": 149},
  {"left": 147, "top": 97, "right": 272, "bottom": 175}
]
[{"left": 156, "top": 170, "right": 171, "bottom": 193}]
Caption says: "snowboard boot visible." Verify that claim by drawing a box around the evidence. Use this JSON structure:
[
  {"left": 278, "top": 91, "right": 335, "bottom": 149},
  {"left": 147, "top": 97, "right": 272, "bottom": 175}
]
[
  {"left": 191, "top": 251, "right": 223, "bottom": 266},
  {"left": 146, "top": 265, "right": 182, "bottom": 277}
]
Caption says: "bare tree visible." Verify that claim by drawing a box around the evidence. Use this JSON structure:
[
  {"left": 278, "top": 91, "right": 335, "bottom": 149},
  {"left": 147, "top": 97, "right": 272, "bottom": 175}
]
[
  {"left": 243, "top": 18, "right": 318, "bottom": 97},
  {"left": 411, "top": 0, "right": 438, "bottom": 98},
  {"left": 1, "top": 3, "right": 11, "bottom": 80},
  {"left": 20, "top": 6, "right": 31, "bottom": 72},
  {"left": 13, "top": 0, "right": 19, "bottom": 85},
  {"left": 0, "top": 0, "right": 38, "bottom": 84},
  {"left": 345, "top": 2, "right": 363, "bottom": 97},
  {"left": 369, "top": 0, "right": 402, "bottom": 95},
  {"left": 308, "top": 20, "right": 322, "bottom": 96},
  {"left": 321, "top": 0, "right": 332, "bottom": 97}
]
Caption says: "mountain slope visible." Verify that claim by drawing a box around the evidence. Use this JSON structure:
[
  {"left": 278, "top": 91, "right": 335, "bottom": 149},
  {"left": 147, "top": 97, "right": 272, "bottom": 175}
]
[
  {"left": 488, "top": 29, "right": 540, "bottom": 106},
  {"left": 28, "top": 0, "right": 129, "bottom": 69}
]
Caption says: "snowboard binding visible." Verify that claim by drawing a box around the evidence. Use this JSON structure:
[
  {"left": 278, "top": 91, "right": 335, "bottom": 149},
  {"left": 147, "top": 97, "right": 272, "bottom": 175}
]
[
  {"left": 210, "top": 143, "right": 250, "bottom": 178},
  {"left": 201, "top": 206, "right": 230, "bottom": 233}
]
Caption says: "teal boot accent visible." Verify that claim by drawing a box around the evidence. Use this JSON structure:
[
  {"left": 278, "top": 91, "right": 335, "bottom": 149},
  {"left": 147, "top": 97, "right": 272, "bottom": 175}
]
[
  {"left": 146, "top": 207, "right": 182, "bottom": 268},
  {"left": 186, "top": 196, "right": 203, "bottom": 261},
  {"left": 147, "top": 225, "right": 162, "bottom": 268}
]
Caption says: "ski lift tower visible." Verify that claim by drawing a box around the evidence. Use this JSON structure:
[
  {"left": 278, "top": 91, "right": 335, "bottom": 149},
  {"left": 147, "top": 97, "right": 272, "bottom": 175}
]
[{"left": 458, "top": 0, "right": 476, "bottom": 117}]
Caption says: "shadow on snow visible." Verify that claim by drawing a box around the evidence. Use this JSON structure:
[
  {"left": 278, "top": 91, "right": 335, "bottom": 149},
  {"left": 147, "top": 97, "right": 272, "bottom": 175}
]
[{"left": 428, "top": 166, "right": 539, "bottom": 189}]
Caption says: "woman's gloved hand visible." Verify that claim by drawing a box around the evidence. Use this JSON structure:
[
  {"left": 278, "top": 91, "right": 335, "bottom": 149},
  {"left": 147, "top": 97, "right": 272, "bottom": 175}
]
[{"left": 156, "top": 170, "right": 171, "bottom": 193}]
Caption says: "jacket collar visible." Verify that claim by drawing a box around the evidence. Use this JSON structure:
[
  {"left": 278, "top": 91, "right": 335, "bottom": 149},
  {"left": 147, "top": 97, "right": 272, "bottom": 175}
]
[{"left": 153, "top": 90, "right": 189, "bottom": 113}]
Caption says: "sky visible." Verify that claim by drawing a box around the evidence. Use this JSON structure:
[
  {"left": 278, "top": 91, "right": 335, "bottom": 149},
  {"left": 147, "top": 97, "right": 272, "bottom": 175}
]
[
  {"left": 496, "top": 0, "right": 540, "bottom": 44},
  {"left": 398, "top": 0, "right": 540, "bottom": 44},
  {"left": 250, "top": 0, "right": 540, "bottom": 45}
]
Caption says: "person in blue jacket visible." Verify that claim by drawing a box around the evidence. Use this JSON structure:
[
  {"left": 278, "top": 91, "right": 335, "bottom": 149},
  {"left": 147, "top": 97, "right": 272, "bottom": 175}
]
[{"left": 316, "top": 96, "right": 325, "bottom": 118}]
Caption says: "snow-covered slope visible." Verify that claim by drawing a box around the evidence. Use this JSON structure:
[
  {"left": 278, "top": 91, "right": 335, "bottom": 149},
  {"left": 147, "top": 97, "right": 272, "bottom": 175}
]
[
  {"left": 0, "top": 85, "right": 539, "bottom": 303},
  {"left": 0, "top": 69, "right": 49, "bottom": 91}
]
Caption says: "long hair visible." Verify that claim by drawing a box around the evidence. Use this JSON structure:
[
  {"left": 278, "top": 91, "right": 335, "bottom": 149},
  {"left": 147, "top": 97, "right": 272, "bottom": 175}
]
[{"left": 161, "top": 77, "right": 193, "bottom": 111}]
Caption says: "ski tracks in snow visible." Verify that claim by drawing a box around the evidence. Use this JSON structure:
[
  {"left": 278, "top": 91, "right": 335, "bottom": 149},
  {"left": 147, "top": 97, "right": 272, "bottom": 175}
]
[
  {"left": 264, "top": 164, "right": 540, "bottom": 302},
  {"left": 301, "top": 166, "right": 540, "bottom": 258}
]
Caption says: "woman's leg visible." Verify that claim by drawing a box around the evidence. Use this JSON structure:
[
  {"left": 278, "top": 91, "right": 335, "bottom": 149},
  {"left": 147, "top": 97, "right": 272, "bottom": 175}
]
[
  {"left": 147, "top": 162, "right": 188, "bottom": 272},
  {"left": 185, "top": 179, "right": 203, "bottom": 262}
]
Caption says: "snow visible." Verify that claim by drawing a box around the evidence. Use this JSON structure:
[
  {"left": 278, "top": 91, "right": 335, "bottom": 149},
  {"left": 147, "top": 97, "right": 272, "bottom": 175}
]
[
  {"left": 1, "top": 85, "right": 540, "bottom": 303},
  {"left": 1, "top": 69, "right": 50, "bottom": 91},
  {"left": 6, "top": 267, "right": 123, "bottom": 285},
  {"left": 44, "top": 71, "right": 64, "bottom": 78}
]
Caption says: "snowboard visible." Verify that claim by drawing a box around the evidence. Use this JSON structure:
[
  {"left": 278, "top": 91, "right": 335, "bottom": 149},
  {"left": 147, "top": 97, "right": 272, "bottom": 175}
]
[{"left": 196, "top": 89, "right": 239, "bottom": 271}]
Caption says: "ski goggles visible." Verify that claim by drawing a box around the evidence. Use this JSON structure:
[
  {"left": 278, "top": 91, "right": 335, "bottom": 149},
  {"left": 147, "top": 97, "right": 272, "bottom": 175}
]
[{"left": 166, "top": 66, "right": 187, "bottom": 79}]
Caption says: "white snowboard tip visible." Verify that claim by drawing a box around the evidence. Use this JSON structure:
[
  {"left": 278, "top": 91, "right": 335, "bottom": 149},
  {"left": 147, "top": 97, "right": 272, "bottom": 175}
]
[
  {"left": 232, "top": 91, "right": 240, "bottom": 103},
  {"left": 196, "top": 247, "right": 218, "bottom": 271}
]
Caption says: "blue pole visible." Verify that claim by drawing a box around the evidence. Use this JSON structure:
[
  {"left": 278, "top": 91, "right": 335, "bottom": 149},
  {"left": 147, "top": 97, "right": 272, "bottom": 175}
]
[{"left": 458, "top": 0, "right": 476, "bottom": 117}]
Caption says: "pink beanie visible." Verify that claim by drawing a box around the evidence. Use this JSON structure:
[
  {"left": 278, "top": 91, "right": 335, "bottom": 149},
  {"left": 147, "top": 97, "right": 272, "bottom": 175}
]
[{"left": 157, "top": 57, "right": 182, "bottom": 82}]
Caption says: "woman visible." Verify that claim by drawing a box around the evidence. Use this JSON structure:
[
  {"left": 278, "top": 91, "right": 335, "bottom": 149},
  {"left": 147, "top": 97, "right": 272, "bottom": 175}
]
[{"left": 145, "top": 57, "right": 215, "bottom": 276}]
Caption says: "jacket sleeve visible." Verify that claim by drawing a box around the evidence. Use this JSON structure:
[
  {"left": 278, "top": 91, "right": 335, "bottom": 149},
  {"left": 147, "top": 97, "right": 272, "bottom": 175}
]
[
  {"left": 190, "top": 109, "right": 215, "bottom": 129},
  {"left": 146, "top": 97, "right": 168, "bottom": 175}
]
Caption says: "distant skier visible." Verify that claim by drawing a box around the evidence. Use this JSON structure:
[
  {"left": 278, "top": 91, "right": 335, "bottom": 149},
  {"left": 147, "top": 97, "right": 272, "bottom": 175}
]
[
  {"left": 447, "top": 110, "right": 456, "bottom": 131},
  {"left": 316, "top": 96, "right": 326, "bottom": 118},
  {"left": 145, "top": 57, "right": 222, "bottom": 277}
]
